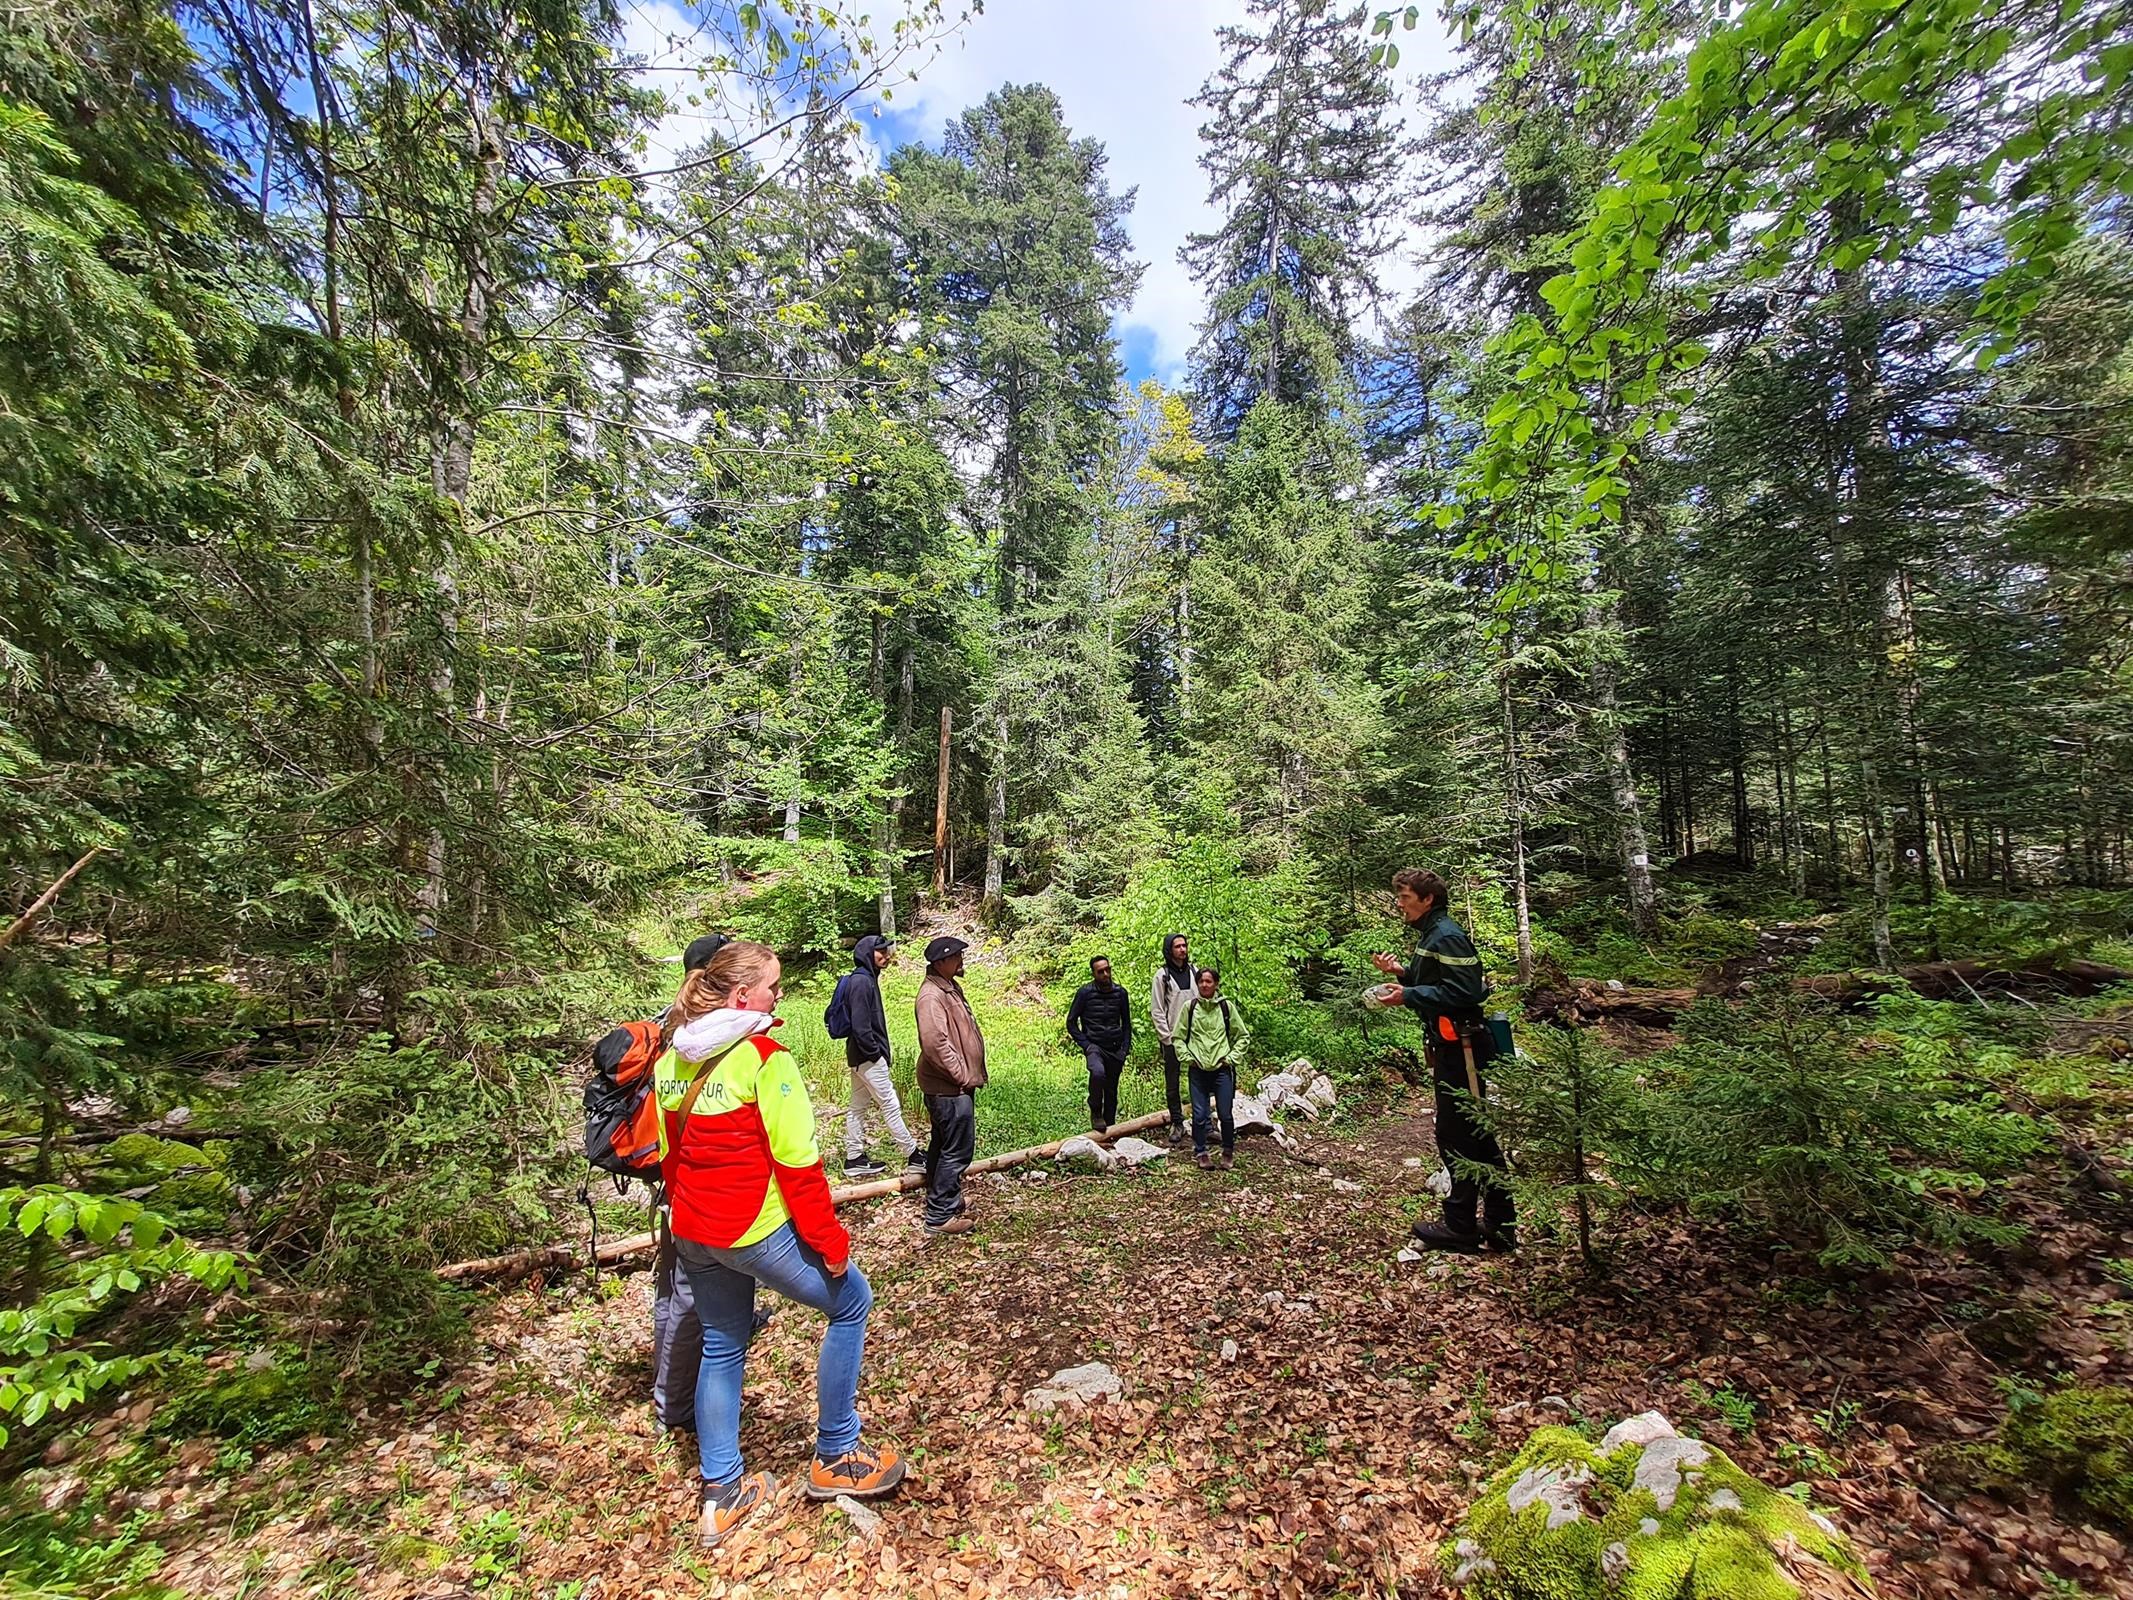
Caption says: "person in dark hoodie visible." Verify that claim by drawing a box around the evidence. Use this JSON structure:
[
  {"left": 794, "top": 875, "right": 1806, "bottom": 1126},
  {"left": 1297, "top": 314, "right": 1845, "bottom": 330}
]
[
  {"left": 1149, "top": 933, "right": 1195, "bottom": 1143},
  {"left": 838, "top": 934, "right": 922, "bottom": 1181},
  {"left": 1065, "top": 954, "right": 1134, "bottom": 1134}
]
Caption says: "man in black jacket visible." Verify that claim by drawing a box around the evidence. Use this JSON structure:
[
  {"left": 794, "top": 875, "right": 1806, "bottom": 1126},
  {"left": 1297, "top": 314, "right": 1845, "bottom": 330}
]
[
  {"left": 840, "top": 934, "right": 923, "bottom": 1180},
  {"left": 1066, "top": 954, "right": 1134, "bottom": 1134}
]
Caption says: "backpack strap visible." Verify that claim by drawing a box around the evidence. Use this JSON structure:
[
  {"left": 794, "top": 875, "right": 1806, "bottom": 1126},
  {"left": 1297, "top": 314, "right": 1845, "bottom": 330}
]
[
  {"left": 1222, "top": 998, "right": 1235, "bottom": 1047},
  {"left": 667, "top": 1065, "right": 717, "bottom": 1154}
]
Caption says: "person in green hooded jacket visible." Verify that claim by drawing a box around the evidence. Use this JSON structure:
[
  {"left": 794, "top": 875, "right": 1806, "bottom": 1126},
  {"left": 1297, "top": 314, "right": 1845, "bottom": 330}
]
[{"left": 1177, "top": 965, "right": 1249, "bottom": 1170}]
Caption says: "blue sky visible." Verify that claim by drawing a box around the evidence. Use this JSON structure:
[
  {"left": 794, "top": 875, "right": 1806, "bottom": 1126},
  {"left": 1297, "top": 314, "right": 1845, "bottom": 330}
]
[{"left": 623, "top": 0, "right": 1458, "bottom": 388}]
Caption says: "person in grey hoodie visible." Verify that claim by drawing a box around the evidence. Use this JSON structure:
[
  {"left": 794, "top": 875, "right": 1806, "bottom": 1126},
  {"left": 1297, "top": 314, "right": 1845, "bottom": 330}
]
[
  {"left": 838, "top": 934, "right": 921, "bottom": 1180},
  {"left": 1148, "top": 933, "right": 1195, "bottom": 1143}
]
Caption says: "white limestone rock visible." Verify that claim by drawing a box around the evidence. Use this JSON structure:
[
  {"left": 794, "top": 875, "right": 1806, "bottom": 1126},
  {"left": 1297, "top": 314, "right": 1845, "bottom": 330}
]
[
  {"left": 1109, "top": 1136, "right": 1168, "bottom": 1167},
  {"left": 1023, "top": 1362, "right": 1123, "bottom": 1413},
  {"left": 1599, "top": 1411, "right": 1679, "bottom": 1455},
  {"left": 1055, "top": 1135, "right": 1117, "bottom": 1172}
]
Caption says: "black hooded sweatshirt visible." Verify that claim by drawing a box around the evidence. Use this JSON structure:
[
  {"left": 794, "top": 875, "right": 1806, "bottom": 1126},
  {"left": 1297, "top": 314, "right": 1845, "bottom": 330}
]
[{"left": 844, "top": 934, "right": 895, "bottom": 1067}]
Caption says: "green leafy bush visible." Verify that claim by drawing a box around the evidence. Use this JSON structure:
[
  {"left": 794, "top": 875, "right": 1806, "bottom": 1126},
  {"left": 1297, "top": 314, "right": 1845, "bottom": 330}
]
[{"left": 0, "top": 1187, "right": 244, "bottom": 1446}]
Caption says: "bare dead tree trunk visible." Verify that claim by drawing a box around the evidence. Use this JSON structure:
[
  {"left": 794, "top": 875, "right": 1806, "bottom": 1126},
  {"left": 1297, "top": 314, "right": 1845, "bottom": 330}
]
[{"left": 932, "top": 705, "right": 952, "bottom": 900}]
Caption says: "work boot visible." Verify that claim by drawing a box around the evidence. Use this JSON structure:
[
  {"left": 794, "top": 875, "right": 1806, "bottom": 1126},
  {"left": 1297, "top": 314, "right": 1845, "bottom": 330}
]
[
  {"left": 807, "top": 1441, "right": 907, "bottom": 1501},
  {"left": 844, "top": 1157, "right": 885, "bottom": 1181},
  {"left": 924, "top": 1214, "right": 974, "bottom": 1238},
  {"left": 1410, "top": 1219, "right": 1485, "bottom": 1253},
  {"left": 698, "top": 1471, "right": 777, "bottom": 1547}
]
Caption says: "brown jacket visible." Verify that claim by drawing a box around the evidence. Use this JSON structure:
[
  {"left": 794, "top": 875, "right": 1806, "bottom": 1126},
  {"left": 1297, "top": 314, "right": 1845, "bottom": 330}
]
[{"left": 915, "top": 971, "right": 988, "bottom": 1095}]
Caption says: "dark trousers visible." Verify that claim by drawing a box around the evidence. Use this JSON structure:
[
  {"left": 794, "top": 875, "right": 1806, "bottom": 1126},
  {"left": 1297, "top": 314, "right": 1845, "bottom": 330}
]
[
  {"left": 651, "top": 1216, "right": 701, "bottom": 1429},
  {"left": 1429, "top": 1032, "right": 1514, "bottom": 1233},
  {"left": 1161, "top": 1042, "right": 1185, "bottom": 1129},
  {"left": 1082, "top": 1044, "right": 1125, "bottom": 1130},
  {"left": 1188, "top": 1063, "right": 1235, "bottom": 1156},
  {"left": 923, "top": 1089, "right": 976, "bottom": 1227}
]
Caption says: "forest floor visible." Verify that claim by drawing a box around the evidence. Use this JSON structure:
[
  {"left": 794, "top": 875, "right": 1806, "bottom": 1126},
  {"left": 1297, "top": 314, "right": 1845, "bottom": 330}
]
[{"left": 80, "top": 1080, "right": 2127, "bottom": 1600}]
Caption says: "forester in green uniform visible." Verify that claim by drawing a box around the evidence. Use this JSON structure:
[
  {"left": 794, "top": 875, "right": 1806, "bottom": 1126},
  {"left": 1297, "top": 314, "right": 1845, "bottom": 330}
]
[{"left": 1371, "top": 868, "right": 1516, "bottom": 1252}]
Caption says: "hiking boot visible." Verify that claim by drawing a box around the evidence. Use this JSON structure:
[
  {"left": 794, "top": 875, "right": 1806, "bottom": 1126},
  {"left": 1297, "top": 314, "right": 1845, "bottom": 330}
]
[
  {"left": 698, "top": 1471, "right": 777, "bottom": 1547},
  {"left": 1410, "top": 1220, "right": 1485, "bottom": 1253},
  {"left": 1166, "top": 1123, "right": 1186, "bottom": 1146},
  {"left": 1219, "top": 1150, "right": 1235, "bottom": 1171},
  {"left": 844, "top": 1158, "right": 886, "bottom": 1180},
  {"left": 1482, "top": 1226, "right": 1519, "bottom": 1253},
  {"left": 1195, "top": 1151, "right": 1212, "bottom": 1171},
  {"left": 807, "top": 1441, "right": 907, "bottom": 1501},
  {"left": 924, "top": 1214, "right": 974, "bottom": 1238}
]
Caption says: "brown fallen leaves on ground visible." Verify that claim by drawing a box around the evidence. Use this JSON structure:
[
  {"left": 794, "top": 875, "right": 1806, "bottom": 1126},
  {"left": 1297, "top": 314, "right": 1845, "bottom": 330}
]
[{"left": 112, "top": 1094, "right": 2133, "bottom": 1598}]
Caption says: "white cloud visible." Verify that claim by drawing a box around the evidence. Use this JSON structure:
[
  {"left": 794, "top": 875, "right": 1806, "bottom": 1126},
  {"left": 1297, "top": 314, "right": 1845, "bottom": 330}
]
[{"left": 853, "top": 1, "right": 1460, "bottom": 383}]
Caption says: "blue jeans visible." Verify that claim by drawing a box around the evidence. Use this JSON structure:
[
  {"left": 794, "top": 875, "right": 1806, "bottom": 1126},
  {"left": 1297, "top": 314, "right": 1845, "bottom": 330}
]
[
  {"left": 1189, "top": 1063, "right": 1235, "bottom": 1156},
  {"left": 676, "top": 1222, "right": 872, "bottom": 1484}
]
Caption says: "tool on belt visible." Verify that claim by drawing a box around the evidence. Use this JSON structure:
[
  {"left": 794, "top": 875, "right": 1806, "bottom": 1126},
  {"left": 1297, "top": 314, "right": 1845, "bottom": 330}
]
[{"left": 1435, "top": 1013, "right": 1483, "bottom": 1100}]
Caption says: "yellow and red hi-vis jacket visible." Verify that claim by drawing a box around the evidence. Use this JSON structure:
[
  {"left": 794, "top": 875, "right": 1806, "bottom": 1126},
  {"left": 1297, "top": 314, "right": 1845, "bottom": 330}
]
[{"left": 656, "top": 1014, "right": 849, "bottom": 1268}]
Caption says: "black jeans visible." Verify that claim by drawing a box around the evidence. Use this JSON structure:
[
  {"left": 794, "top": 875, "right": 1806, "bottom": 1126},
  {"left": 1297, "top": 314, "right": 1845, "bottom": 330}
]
[
  {"left": 1160, "top": 1042, "right": 1185, "bottom": 1129},
  {"left": 650, "top": 1215, "right": 700, "bottom": 1429},
  {"left": 1188, "top": 1063, "right": 1235, "bottom": 1156},
  {"left": 1082, "top": 1044, "right": 1125, "bottom": 1131},
  {"left": 1428, "top": 1031, "right": 1514, "bottom": 1233},
  {"left": 923, "top": 1089, "right": 976, "bottom": 1227}
]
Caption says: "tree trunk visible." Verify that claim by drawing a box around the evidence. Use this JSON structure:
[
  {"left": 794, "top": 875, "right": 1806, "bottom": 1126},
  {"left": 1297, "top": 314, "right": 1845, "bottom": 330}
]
[
  {"left": 1500, "top": 662, "right": 1535, "bottom": 983},
  {"left": 932, "top": 705, "right": 952, "bottom": 900},
  {"left": 1579, "top": 581, "right": 1659, "bottom": 938},
  {"left": 881, "top": 647, "right": 914, "bottom": 937},
  {"left": 1779, "top": 700, "right": 1808, "bottom": 896},
  {"left": 1728, "top": 681, "right": 1753, "bottom": 868},
  {"left": 983, "top": 704, "right": 1008, "bottom": 912}
]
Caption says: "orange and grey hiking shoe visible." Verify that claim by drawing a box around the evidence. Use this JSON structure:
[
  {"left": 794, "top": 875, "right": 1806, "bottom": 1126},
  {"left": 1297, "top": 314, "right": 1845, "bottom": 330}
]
[
  {"left": 698, "top": 1471, "right": 777, "bottom": 1547},
  {"left": 807, "top": 1440, "right": 907, "bottom": 1501}
]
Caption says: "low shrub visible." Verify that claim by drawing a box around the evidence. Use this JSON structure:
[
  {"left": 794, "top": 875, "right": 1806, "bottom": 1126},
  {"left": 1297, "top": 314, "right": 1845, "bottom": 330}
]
[{"left": 1936, "top": 1380, "right": 2133, "bottom": 1530}]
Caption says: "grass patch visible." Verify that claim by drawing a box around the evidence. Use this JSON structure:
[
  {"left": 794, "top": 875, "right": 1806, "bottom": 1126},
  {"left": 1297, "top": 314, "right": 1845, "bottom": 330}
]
[{"left": 771, "top": 954, "right": 1172, "bottom": 1160}]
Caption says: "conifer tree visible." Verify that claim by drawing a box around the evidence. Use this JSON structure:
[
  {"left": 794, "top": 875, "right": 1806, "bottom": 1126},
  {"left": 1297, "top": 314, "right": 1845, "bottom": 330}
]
[{"left": 1182, "top": 0, "right": 1405, "bottom": 438}]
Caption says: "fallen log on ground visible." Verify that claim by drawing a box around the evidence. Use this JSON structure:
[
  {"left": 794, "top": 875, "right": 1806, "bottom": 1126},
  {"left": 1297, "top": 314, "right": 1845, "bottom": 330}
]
[
  {"left": 1527, "top": 954, "right": 2133, "bottom": 1028},
  {"left": 435, "top": 1110, "right": 1174, "bottom": 1284}
]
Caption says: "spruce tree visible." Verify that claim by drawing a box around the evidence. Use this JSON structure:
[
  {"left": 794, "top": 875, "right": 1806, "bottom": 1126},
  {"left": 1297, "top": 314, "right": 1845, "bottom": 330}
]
[{"left": 1182, "top": 0, "right": 1405, "bottom": 438}]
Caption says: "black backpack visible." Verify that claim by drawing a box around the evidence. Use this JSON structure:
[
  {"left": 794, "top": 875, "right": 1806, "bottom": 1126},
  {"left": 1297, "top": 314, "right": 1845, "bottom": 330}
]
[{"left": 823, "top": 973, "right": 856, "bottom": 1041}]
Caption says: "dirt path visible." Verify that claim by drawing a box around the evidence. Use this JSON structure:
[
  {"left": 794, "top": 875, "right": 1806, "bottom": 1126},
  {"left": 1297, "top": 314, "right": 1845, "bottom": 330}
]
[{"left": 146, "top": 1102, "right": 2129, "bottom": 1599}]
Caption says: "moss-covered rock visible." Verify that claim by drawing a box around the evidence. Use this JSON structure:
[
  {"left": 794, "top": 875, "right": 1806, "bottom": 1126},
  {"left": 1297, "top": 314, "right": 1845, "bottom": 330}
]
[{"left": 1440, "top": 1412, "right": 1875, "bottom": 1599}]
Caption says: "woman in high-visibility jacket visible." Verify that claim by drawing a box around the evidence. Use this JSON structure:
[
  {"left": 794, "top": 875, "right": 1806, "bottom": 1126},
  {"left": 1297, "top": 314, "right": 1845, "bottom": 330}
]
[{"left": 657, "top": 940, "right": 906, "bottom": 1545}]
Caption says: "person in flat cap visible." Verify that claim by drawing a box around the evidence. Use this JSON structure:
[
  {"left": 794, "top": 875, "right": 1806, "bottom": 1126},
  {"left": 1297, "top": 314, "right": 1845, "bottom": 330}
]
[{"left": 912, "top": 936, "right": 985, "bottom": 1237}]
